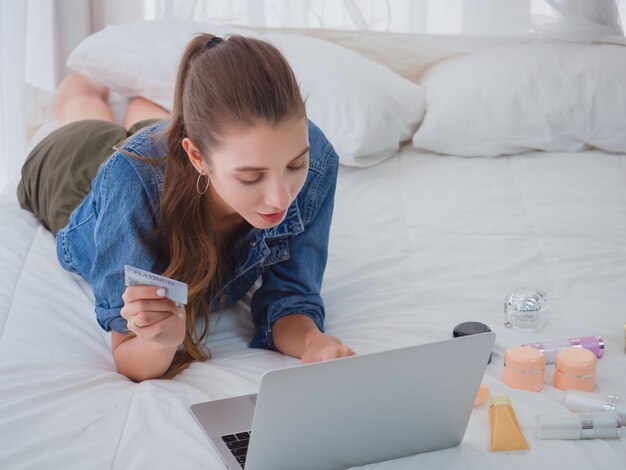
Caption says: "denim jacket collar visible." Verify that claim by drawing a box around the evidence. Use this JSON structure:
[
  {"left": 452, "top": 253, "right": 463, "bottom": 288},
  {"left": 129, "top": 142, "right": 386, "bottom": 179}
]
[
  {"left": 262, "top": 200, "right": 304, "bottom": 239},
  {"left": 233, "top": 199, "right": 304, "bottom": 276}
]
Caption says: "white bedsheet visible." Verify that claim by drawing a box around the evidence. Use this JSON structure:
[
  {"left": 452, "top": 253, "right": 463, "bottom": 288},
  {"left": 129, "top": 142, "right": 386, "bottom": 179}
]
[{"left": 2, "top": 143, "right": 626, "bottom": 469}]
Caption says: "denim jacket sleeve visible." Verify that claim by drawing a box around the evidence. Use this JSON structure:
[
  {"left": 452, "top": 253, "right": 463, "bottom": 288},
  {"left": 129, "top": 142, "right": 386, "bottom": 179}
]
[
  {"left": 248, "top": 143, "right": 339, "bottom": 351},
  {"left": 89, "top": 153, "right": 164, "bottom": 333}
]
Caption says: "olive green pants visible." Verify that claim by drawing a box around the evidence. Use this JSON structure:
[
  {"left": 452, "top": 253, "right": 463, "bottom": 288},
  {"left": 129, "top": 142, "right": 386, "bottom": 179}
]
[{"left": 17, "top": 118, "right": 161, "bottom": 236}]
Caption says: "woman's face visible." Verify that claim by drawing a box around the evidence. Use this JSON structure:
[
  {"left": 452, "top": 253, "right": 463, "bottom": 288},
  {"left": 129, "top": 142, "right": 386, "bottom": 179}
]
[{"left": 185, "top": 116, "right": 310, "bottom": 230}]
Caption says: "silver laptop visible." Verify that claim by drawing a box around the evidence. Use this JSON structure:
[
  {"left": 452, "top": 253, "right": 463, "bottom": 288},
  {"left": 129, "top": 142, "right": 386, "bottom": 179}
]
[{"left": 190, "top": 332, "right": 495, "bottom": 470}]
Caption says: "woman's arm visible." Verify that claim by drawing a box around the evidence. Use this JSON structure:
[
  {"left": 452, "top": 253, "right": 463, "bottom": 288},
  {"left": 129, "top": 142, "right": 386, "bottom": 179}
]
[
  {"left": 111, "top": 331, "right": 178, "bottom": 382},
  {"left": 272, "top": 314, "right": 355, "bottom": 363},
  {"left": 249, "top": 140, "right": 355, "bottom": 362},
  {"left": 112, "top": 286, "right": 187, "bottom": 382},
  {"left": 82, "top": 153, "right": 183, "bottom": 381}
]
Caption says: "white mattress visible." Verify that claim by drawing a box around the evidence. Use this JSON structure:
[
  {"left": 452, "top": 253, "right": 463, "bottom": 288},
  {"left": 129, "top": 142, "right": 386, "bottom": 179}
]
[{"left": 2, "top": 142, "right": 626, "bottom": 469}]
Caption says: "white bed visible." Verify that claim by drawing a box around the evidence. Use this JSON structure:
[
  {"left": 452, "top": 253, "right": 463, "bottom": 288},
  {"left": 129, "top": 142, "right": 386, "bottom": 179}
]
[{"left": 2, "top": 22, "right": 626, "bottom": 470}]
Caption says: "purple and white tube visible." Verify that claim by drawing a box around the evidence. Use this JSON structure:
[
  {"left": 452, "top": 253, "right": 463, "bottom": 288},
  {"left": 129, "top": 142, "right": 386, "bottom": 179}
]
[{"left": 522, "top": 336, "right": 604, "bottom": 364}]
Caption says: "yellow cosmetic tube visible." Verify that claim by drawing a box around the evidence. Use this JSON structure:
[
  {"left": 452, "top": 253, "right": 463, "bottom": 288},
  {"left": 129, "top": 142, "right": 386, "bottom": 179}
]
[{"left": 488, "top": 395, "right": 530, "bottom": 451}]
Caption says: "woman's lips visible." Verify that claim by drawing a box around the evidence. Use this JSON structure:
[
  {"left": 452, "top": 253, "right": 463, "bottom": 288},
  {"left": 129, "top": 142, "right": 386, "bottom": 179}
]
[{"left": 258, "top": 210, "right": 286, "bottom": 224}]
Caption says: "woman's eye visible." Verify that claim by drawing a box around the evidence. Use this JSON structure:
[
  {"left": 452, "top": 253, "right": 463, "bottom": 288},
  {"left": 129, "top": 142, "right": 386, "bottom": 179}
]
[
  {"left": 239, "top": 176, "right": 262, "bottom": 186},
  {"left": 288, "top": 162, "right": 307, "bottom": 172},
  {"left": 237, "top": 161, "right": 307, "bottom": 186}
]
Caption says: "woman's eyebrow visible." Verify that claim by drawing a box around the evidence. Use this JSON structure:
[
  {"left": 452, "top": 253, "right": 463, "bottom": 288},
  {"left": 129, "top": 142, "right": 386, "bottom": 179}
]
[{"left": 234, "top": 145, "right": 310, "bottom": 172}]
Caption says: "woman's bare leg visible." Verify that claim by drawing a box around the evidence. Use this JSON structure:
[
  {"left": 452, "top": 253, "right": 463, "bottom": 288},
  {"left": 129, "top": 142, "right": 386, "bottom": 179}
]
[
  {"left": 123, "top": 97, "right": 169, "bottom": 131},
  {"left": 55, "top": 72, "right": 115, "bottom": 126}
]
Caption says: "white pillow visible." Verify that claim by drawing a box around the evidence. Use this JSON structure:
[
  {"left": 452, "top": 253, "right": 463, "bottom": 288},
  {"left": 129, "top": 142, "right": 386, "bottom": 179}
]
[
  {"left": 67, "top": 20, "right": 425, "bottom": 167},
  {"left": 413, "top": 42, "right": 626, "bottom": 157},
  {"left": 263, "top": 33, "right": 425, "bottom": 167},
  {"left": 67, "top": 20, "right": 256, "bottom": 111}
]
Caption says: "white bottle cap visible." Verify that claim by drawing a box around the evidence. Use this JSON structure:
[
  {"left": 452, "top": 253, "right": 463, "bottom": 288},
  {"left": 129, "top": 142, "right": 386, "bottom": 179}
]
[
  {"left": 564, "top": 390, "right": 626, "bottom": 420},
  {"left": 536, "top": 411, "right": 622, "bottom": 440}
]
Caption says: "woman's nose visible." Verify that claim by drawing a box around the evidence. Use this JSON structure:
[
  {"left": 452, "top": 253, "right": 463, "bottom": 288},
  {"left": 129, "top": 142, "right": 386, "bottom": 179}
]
[{"left": 264, "top": 178, "right": 290, "bottom": 210}]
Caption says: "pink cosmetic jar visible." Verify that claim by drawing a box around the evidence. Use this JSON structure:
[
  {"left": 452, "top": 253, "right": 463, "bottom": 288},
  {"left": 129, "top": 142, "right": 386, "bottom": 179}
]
[
  {"left": 503, "top": 346, "right": 546, "bottom": 392},
  {"left": 554, "top": 347, "right": 597, "bottom": 392}
]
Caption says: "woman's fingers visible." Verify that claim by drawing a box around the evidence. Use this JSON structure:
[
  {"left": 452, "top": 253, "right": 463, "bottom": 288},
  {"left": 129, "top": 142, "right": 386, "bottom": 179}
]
[
  {"left": 122, "top": 298, "right": 176, "bottom": 316},
  {"left": 302, "top": 344, "right": 357, "bottom": 364},
  {"left": 130, "top": 310, "right": 175, "bottom": 329},
  {"left": 126, "top": 311, "right": 186, "bottom": 340},
  {"left": 122, "top": 285, "right": 170, "bottom": 304},
  {"left": 321, "top": 345, "right": 356, "bottom": 361},
  {"left": 120, "top": 285, "right": 187, "bottom": 347},
  {"left": 121, "top": 285, "right": 178, "bottom": 330},
  {"left": 130, "top": 314, "right": 179, "bottom": 341}
]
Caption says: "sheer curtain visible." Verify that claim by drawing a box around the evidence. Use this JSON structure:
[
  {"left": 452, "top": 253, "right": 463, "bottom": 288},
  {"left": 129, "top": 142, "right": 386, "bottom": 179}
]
[
  {"left": 1, "top": 0, "right": 27, "bottom": 195},
  {"left": 0, "top": 0, "right": 146, "bottom": 193},
  {"left": 1, "top": 0, "right": 625, "bottom": 193},
  {"left": 142, "top": 0, "right": 624, "bottom": 37}
]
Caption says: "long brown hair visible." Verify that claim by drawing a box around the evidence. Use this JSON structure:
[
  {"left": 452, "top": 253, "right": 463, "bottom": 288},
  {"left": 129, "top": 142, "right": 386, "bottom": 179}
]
[{"left": 119, "top": 33, "right": 306, "bottom": 378}]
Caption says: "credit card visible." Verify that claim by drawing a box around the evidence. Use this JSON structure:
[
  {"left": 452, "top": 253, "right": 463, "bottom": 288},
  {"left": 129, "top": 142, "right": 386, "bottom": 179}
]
[{"left": 124, "top": 265, "right": 188, "bottom": 307}]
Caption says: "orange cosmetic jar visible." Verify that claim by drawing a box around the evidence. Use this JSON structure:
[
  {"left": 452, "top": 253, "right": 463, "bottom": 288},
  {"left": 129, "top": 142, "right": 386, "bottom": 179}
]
[
  {"left": 553, "top": 347, "right": 597, "bottom": 392},
  {"left": 503, "top": 346, "right": 546, "bottom": 392}
]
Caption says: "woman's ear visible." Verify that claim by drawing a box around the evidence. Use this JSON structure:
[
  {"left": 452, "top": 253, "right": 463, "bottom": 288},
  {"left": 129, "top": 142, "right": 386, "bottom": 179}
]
[{"left": 182, "top": 137, "right": 206, "bottom": 174}]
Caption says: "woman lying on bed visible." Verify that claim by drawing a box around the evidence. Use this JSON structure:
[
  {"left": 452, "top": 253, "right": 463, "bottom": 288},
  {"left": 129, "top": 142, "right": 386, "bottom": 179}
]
[{"left": 17, "top": 33, "right": 355, "bottom": 382}]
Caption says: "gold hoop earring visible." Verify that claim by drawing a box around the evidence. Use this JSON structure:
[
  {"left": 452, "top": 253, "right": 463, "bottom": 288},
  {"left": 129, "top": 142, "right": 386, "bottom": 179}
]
[{"left": 196, "top": 172, "right": 210, "bottom": 195}]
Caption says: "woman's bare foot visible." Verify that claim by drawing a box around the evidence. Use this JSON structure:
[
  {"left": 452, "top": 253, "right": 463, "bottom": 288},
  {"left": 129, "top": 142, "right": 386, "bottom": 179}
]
[
  {"left": 55, "top": 72, "right": 115, "bottom": 126},
  {"left": 123, "top": 97, "right": 170, "bottom": 131}
]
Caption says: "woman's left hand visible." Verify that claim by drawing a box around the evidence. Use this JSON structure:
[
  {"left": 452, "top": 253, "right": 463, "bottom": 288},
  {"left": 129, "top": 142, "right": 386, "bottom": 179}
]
[{"left": 300, "top": 331, "right": 357, "bottom": 363}]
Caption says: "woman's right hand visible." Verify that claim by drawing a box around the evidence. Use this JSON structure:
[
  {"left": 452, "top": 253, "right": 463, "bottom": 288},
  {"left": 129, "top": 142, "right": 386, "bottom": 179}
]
[{"left": 121, "top": 285, "right": 186, "bottom": 348}]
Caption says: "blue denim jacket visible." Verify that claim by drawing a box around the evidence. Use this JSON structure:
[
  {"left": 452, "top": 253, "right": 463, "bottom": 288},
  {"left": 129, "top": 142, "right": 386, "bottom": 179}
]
[{"left": 55, "top": 119, "right": 339, "bottom": 350}]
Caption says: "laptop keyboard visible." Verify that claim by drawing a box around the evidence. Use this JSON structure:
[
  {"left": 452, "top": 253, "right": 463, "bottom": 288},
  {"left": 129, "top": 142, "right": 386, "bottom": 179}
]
[{"left": 222, "top": 430, "right": 251, "bottom": 468}]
